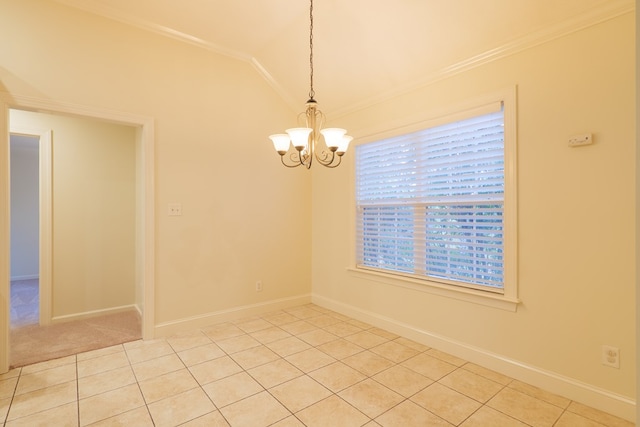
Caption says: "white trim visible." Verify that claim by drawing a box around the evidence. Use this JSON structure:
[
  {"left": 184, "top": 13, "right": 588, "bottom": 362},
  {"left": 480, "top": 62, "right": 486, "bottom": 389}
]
[
  {"left": 439, "top": 0, "right": 632, "bottom": 76},
  {"left": 312, "top": 294, "right": 636, "bottom": 422},
  {"left": 636, "top": 3, "right": 640, "bottom": 425},
  {"left": 332, "top": 0, "right": 634, "bottom": 118},
  {"left": 3, "top": 94, "right": 154, "bottom": 128},
  {"left": 350, "top": 87, "right": 519, "bottom": 310},
  {"left": 53, "top": 0, "right": 251, "bottom": 62},
  {"left": 53, "top": 0, "right": 632, "bottom": 118},
  {"left": 51, "top": 0, "right": 298, "bottom": 113},
  {"left": 502, "top": 87, "right": 518, "bottom": 303},
  {"left": 0, "top": 99, "right": 9, "bottom": 372},
  {"left": 139, "top": 119, "right": 155, "bottom": 341},
  {"left": 249, "top": 57, "right": 298, "bottom": 112},
  {"left": 154, "top": 294, "right": 312, "bottom": 338},
  {"left": 39, "top": 130, "right": 53, "bottom": 326},
  {"left": 352, "top": 88, "right": 515, "bottom": 146},
  {"left": 50, "top": 304, "right": 139, "bottom": 323},
  {"left": 347, "top": 268, "right": 518, "bottom": 312},
  {"left": 0, "top": 92, "right": 155, "bottom": 374}
]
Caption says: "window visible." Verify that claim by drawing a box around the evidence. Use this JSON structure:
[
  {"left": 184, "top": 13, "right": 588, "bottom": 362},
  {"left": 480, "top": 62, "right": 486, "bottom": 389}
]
[{"left": 355, "top": 98, "right": 516, "bottom": 297}]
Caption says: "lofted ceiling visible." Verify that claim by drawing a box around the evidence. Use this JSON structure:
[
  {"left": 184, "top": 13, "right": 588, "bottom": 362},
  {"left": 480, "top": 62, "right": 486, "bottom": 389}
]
[{"left": 53, "top": 0, "right": 631, "bottom": 116}]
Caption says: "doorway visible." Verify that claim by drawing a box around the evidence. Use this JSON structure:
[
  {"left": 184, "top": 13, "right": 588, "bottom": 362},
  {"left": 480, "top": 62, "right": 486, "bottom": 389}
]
[
  {"left": 9, "top": 134, "right": 40, "bottom": 329},
  {"left": 9, "top": 110, "right": 141, "bottom": 367},
  {"left": 0, "top": 95, "right": 155, "bottom": 373}
]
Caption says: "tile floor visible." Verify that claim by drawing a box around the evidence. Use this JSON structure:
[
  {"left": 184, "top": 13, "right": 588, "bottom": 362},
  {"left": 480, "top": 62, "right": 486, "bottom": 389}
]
[{"left": 0, "top": 304, "right": 634, "bottom": 426}]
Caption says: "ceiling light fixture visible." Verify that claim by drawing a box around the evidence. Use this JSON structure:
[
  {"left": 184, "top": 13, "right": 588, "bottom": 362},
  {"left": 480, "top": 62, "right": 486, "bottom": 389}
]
[{"left": 269, "top": 0, "right": 352, "bottom": 169}]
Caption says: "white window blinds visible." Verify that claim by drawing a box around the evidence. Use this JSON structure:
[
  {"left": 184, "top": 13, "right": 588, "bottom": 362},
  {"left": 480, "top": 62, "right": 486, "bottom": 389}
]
[{"left": 356, "top": 106, "right": 505, "bottom": 291}]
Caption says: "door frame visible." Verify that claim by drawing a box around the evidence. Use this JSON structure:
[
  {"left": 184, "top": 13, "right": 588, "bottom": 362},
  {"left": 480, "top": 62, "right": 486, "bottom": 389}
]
[{"left": 0, "top": 93, "right": 156, "bottom": 373}]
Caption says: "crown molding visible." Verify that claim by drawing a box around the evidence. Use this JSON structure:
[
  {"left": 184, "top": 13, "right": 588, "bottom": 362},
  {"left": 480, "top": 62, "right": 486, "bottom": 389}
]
[
  {"left": 52, "top": 0, "right": 634, "bottom": 117},
  {"left": 249, "top": 58, "right": 299, "bottom": 112},
  {"left": 52, "top": 0, "right": 299, "bottom": 111},
  {"left": 331, "top": 0, "right": 635, "bottom": 118},
  {"left": 53, "top": 0, "right": 252, "bottom": 62}
]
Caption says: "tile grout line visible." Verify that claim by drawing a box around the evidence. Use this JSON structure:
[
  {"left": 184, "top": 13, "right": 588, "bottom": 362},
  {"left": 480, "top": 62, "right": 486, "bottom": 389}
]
[
  {"left": 235, "top": 322, "right": 298, "bottom": 424},
  {"left": 213, "top": 310, "right": 491, "bottom": 426},
  {"left": 258, "top": 313, "right": 398, "bottom": 425},
  {"left": 219, "top": 315, "right": 310, "bottom": 425},
  {"left": 281, "top": 309, "right": 543, "bottom": 427},
  {"left": 2, "top": 305, "right": 632, "bottom": 427},
  {"left": 459, "top": 363, "right": 512, "bottom": 424},
  {"left": 452, "top": 375, "right": 514, "bottom": 427},
  {"left": 120, "top": 341, "right": 153, "bottom": 426},
  {"left": 168, "top": 334, "right": 231, "bottom": 426},
  {"left": 2, "top": 367, "right": 22, "bottom": 426},
  {"left": 204, "top": 312, "right": 346, "bottom": 425},
  {"left": 74, "top": 355, "right": 80, "bottom": 427}
]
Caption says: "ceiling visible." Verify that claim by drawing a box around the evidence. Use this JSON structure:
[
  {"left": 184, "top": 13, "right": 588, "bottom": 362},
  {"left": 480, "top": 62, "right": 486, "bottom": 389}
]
[{"left": 53, "top": 0, "right": 630, "bottom": 116}]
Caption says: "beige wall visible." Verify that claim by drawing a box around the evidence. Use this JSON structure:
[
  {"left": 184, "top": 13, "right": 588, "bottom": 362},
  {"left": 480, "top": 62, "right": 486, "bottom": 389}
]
[
  {"left": 0, "top": 0, "right": 634, "bottom": 419},
  {"left": 312, "top": 10, "right": 635, "bottom": 414},
  {"left": 11, "top": 110, "right": 137, "bottom": 318},
  {"left": 0, "top": 0, "right": 311, "bottom": 325},
  {"left": 9, "top": 136, "right": 39, "bottom": 280}
]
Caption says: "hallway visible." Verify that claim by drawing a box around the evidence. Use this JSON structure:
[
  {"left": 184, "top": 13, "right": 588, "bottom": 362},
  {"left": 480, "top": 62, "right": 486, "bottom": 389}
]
[{"left": 10, "top": 279, "right": 38, "bottom": 329}]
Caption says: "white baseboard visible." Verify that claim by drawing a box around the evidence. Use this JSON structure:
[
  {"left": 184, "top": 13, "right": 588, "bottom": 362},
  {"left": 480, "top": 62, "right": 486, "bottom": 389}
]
[
  {"left": 10, "top": 274, "right": 38, "bottom": 281},
  {"left": 312, "top": 294, "right": 636, "bottom": 423},
  {"left": 51, "top": 304, "right": 139, "bottom": 324},
  {"left": 154, "top": 294, "right": 312, "bottom": 338}
]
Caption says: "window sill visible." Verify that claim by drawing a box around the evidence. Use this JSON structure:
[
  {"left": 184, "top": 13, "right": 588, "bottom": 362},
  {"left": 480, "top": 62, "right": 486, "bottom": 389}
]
[{"left": 347, "top": 267, "right": 520, "bottom": 312}]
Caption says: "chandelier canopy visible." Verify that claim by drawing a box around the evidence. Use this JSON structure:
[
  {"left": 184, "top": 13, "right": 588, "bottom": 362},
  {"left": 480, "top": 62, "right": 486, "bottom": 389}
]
[{"left": 269, "top": 0, "right": 352, "bottom": 169}]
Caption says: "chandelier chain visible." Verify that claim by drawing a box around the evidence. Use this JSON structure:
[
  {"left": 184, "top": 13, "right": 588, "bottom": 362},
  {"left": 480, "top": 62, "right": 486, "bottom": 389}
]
[{"left": 308, "top": 0, "right": 315, "bottom": 100}]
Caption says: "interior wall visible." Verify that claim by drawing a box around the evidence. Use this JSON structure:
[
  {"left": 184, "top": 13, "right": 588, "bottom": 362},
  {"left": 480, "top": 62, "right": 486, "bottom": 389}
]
[
  {"left": 312, "top": 10, "right": 635, "bottom": 417},
  {"left": 5, "top": 2, "right": 632, "bottom": 418},
  {"left": 0, "top": 0, "right": 311, "bottom": 327},
  {"left": 10, "top": 110, "right": 136, "bottom": 318},
  {"left": 9, "top": 135, "right": 39, "bottom": 280}
]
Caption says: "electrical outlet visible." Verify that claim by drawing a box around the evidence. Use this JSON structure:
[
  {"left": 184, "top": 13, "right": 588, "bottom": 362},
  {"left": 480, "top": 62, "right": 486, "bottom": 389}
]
[
  {"left": 602, "top": 345, "right": 620, "bottom": 368},
  {"left": 256, "top": 281, "right": 263, "bottom": 292},
  {"left": 168, "top": 203, "right": 182, "bottom": 216}
]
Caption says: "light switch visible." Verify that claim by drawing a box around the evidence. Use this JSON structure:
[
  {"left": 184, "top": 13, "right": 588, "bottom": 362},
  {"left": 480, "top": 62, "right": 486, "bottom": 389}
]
[{"left": 568, "top": 133, "right": 593, "bottom": 147}]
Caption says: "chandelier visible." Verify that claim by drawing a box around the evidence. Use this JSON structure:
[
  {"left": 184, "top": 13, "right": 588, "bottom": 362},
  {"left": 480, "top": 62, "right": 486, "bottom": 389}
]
[{"left": 269, "top": 0, "right": 352, "bottom": 169}]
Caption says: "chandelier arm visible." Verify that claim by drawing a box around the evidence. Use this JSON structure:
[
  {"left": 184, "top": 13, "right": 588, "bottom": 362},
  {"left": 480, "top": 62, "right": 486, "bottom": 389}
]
[
  {"left": 315, "top": 149, "right": 335, "bottom": 165},
  {"left": 296, "top": 151, "right": 308, "bottom": 168},
  {"left": 299, "top": 150, "right": 313, "bottom": 169},
  {"left": 280, "top": 156, "right": 302, "bottom": 168},
  {"left": 323, "top": 156, "right": 342, "bottom": 168},
  {"left": 316, "top": 151, "right": 342, "bottom": 168},
  {"left": 279, "top": 151, "right": 305, "bottom": 168}
]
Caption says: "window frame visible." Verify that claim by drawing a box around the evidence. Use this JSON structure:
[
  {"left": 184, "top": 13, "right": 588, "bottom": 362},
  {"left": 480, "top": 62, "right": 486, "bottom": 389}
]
[{"left": 348, "top": 88, "right": 519, "bottom": 311}]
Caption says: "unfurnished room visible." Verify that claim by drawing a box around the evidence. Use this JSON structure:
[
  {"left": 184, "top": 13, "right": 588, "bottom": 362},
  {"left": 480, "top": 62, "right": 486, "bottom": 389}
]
[{"left": 0, "top": 0, "right": 637, "bottom": 426}]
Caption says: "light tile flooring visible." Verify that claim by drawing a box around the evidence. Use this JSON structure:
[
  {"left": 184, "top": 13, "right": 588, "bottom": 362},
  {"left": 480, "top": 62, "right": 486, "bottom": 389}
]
[{"left": 0, "top": 304, "right": 633, "bottom": 427}]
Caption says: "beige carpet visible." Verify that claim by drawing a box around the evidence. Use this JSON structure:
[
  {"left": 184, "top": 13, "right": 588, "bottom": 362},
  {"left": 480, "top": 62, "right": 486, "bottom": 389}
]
[{"left": 10, "top": 309, "right": 142, "bottom": 368}]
